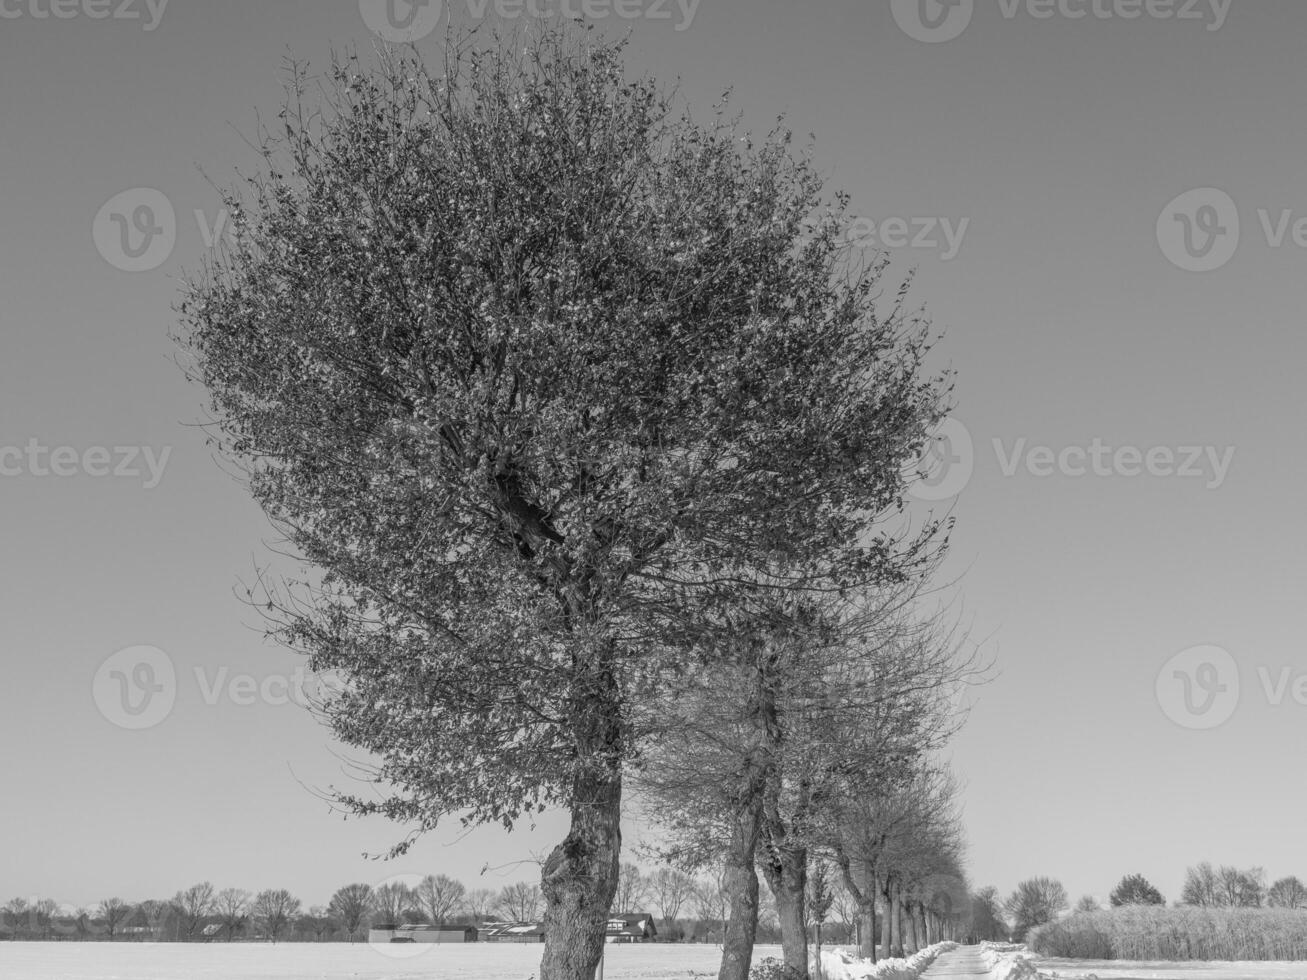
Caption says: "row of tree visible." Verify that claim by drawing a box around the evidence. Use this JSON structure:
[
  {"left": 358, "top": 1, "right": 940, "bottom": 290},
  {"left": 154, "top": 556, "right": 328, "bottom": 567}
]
[{"left": 177, "top": 21, "right": 972, "bottom": 980}]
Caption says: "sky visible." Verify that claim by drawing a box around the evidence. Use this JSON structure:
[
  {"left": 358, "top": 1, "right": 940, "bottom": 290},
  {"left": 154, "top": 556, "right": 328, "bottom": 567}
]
[{"left": 2, "top": 0, "right": 1305, "bottom": 913}]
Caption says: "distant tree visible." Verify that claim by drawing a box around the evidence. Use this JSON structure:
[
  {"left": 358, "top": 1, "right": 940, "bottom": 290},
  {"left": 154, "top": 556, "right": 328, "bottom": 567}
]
[
  {"left": 464, "top": 888, "right": 497, "bottom": 924},
  {"left": 214, "top": 888, "right": 251, "bottom": 941},
  {"left": 301, "top": 906, "right": 335, "bottom": 941},
  {"left": 1217, "top": 866, "right": 1265, "bottom": 907},
  {"left": 496, "top": 882, "right": 543, "bottom": 923},
  {"left": 1268, "top": 876, "right": 1307, "bottom": 910},
  {"left": 1005, "top": 878, "right": 1068, "bottom": 942},
  {"left": 327, "top": 884, "right": 373, "bottom": 941},
  {"left": 32, "top": 899, "right": 57, "bottom": 940},
  {"left": 371, "top": 883, "right": 416, "bottom": 927},
  {"left": 1075, "top": 895, "right": 1100, "bottom": 913},
  {"left": 98, "top": 898, "right": 130, "bottom": 940},
  {"left": 1110, "top": 874, "right": 1164, "bottom": 907},
  {"left": 1181, "top": 863, "right": 1219, "bottom": 907},
  {"left": 649, "top": 867, "right": 696, "bottom": 934},
  {"left": 831, "top": 887, "right": 860, "bottom": 945},
  {"left": 970, "top": 887, "right": 1008, "bottom": 941},
  {"left": 252, "top": 889, "right": 300, "bottom": 942},
  {"left": 693, "top": 876, "right": 730, "bottom": 940},
  {"left": 416, "top": 874, "right": 466, "bottom": 926},
  {"left": 808, "top": 859, "right": 835, "bottom": 966},
  {"left": 614, "top": 864, "right": 648, "bottom": 913},
  {"left": 172, "top": 882, "right": 215, "bottom": 941},
  {"left": 4, "top": 897, "right": 29, "bottom": 937},
  {"left": 138, "top": 899, "right": 173, "bottom": 940}
]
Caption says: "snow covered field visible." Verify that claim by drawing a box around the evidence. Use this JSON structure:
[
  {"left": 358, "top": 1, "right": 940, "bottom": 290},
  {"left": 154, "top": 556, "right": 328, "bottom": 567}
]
[
  {"left": 0, "top": 941, "right": 783, "bottom": 980},
  {"left": 1030, "top": 958, "right": 1307, "bottom": 980}
]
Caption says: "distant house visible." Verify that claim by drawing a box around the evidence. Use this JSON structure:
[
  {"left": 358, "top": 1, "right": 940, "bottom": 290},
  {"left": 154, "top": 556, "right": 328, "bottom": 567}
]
[
  {"left": 480, "top": 921, "right": 548, "bottom": 943},
  {"left": 367, "top": 922, "right": 478, "bottom": 943},
  {"left": 605, "top": 913, "right": 658, "bottom": 943}
]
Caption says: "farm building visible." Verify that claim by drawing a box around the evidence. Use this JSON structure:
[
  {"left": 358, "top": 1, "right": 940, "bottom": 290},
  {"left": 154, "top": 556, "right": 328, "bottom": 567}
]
[
  {"left": 368, "top": 923, "right": 479, "bottom": 943},
  {"left": 605, "top": 913, "right": 658, "bottom": 943},
  {"left": 480, "top": 921, "right": 548, "bottom": 943}
]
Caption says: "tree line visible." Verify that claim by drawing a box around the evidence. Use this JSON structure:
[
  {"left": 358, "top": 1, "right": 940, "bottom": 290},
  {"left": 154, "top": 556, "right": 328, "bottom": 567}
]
[
  {"left": 174, "top": 20, "right": 977, "bottom": 980},
  {"left": 968, "top": 865, "right": 1307, "bottom": 945}
]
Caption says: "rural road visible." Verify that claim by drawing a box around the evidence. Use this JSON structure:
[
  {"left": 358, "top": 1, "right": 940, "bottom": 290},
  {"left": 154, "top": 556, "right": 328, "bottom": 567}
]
[{"left": 919, "top": 945, "right": 992, "bottom": 980}]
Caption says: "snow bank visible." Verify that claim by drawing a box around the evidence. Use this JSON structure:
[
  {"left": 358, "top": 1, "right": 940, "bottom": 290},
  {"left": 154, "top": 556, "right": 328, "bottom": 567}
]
[
  {"left": 979, "top": 941, "right": 1045, "bottom": 980},
  {"left": 819, "top": 941, "right": 957, "bottom": 980}
]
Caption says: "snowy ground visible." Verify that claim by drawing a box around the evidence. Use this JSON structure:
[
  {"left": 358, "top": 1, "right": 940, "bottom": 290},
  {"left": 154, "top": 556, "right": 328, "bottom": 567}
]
[
  {"left": 0, "top": 941, "right": 784, "bottom": 980},
  {"left": 1029, "top": 957, "right": 1307, "bottom": 980}
]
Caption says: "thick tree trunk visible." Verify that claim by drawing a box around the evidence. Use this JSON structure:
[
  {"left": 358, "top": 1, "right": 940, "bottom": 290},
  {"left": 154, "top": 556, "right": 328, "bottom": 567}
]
[
  {"left": 540, "top": 665, "right": 624, "bottom": 980},
  {"left": 541, "top": 769, "right": 622, "bottom": 980},
  {"left": 718, "top": 795, "right": 764, "bottom": 980},
  {"left": 903, "top": 900, "right": 917, "bottom": 953},
  {"left": 762, "top": 846, "right": 808, "bottom": 979}
]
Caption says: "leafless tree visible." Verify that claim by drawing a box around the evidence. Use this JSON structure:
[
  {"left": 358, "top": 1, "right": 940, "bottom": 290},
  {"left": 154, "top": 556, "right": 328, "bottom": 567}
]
[
  {"left": 464, "top": 888, "right": 497, "bottom": 923},
  {"left": 97, "top": 898, "right": 130, "bottom": 940},
  {"left": 614, "top": 863, "right": 648, "bottom": 913},
  {"left": 172, "top": 882, "right": 215, "bottom": 941},
  {"left": 496, "top": 882, "right": 543, "bottom": 923},
  {"left": 649, "top": 867, "right": 697, "bottom": 925},
  {"left": 214, "top": 888, "right": 251, "bottom": 941},
  {"left": 1268, "top": 876, "right": 1307, "bottom": 910},
  {"left": 371, "top": 882, "right": 417, "bottom": 926},
  {"left": 327, "top": 884, "right": 373, "bottom": 940},
  {"left": 251, "top": 889, "right": 301, "bottom": 942},
  {"left": 416, "top": 875, "right": 466, "bottom": 926},
  {"left": 1004, "top": 878, "right": 1068, "bottom": 941},
  {"left": 1181, "top": 863, "right": 1220, "bottom": 907}
]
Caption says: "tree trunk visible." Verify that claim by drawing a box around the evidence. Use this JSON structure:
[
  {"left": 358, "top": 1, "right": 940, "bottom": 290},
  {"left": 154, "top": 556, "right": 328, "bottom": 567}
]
[
  {"left": 718, "top": 794, "right": 764, "bottom": 980},
  {"left": 903, "top": 900, "right": 917, "bottom": 953},
  {"left": 763, "top": 846, "right": 808, "bottom": 979},
  {"left": 879, "top": 878, "right": 892, "bottom": 961},
  {"left": 540, "top": 659, "right": 624, "bottom": 980}
]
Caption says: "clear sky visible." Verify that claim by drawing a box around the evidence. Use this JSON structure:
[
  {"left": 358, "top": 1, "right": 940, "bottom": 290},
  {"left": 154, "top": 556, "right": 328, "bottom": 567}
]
[{"left": 2, "top": 0, "right": 1304, "bottom": 912}]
